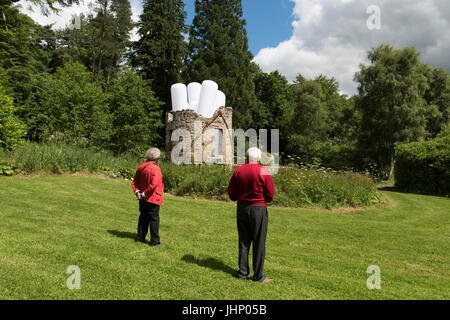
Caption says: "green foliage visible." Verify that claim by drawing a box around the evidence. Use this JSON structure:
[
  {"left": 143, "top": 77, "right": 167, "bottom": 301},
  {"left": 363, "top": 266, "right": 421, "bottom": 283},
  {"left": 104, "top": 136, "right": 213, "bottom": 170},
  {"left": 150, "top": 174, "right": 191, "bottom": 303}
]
[
  {"left": 45, "top": 0, "right": 133, "bottom": 83},
  {"left": 27, "top": 0, "right": 79, "bottom": 14},
  {"left": 0, "top": 160, "right": 21, "bottom": 176},
  {"left": 423, "top": 67, "right": 450, "bottom": 138},
  {"left": 395, "top": 135, "right": 450, "bottom": 196},
  {"left": 254, "top": 70, "right": 293, "bottom": 145},
  {"left": 161, "top": 162, "right": 231, "bottom": 200},
  {"left": 273, "top": 166, "right": 380, "bottom": 209},
  {"left": 311, "top": 141, "right": 358, "bottom": 171},
  {"left": 0, "top": 3, "right": 50, "bottom": 104},
  {"left": 0, "top": 84, "right": 26, "bottom": 149},
  {"left": 91, "top": 0, "right": 134, "bottom": 82},
  {"left": 117, "top": 166, "right": 136, "bottom": 179},
  {"left": 355, "top": 44, "right": 429, "bottom": 178},
  {"left": 287, "top": 75, "right": 331, "bottom": 159},
  {"left": 131, "top": 0, "right": 187, "bottom": 110},
  {"left": 187, "top": 0, "right": 259, "bottom": 129},
  {"left": 108, "top": 67, "right": 163, "bottom": 155},
  {"left": 286, "top": 74, "right": 359, "bottom": 167},
  {"left": 23, "top": 61, "right": 112, "bottom": 147}
]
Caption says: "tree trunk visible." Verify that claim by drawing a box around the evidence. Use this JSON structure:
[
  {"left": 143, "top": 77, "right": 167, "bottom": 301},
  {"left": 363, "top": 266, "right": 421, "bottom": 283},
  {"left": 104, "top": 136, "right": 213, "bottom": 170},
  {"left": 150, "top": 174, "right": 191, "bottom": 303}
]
[
  {"left": 91, "top": 28, "right": 96, "bottom": 81},
  {"left": 106, "top": 51, "right": 115, "bottom": 85},
  {"left": 388, "top": 155, "right": 395, "bottom": 181},
  {"left": 2, "top": 10, "right": 8, "bottom": 31},
  {"left": 97, "top": 0, "right": 109, "bottom": 77}
]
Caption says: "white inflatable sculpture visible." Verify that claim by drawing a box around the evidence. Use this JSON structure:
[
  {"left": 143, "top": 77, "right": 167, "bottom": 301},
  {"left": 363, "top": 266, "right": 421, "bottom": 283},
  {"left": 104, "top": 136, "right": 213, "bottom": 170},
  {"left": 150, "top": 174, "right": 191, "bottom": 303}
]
[{"left": 170, "top": 80, "right": 226, "bottom": 118}]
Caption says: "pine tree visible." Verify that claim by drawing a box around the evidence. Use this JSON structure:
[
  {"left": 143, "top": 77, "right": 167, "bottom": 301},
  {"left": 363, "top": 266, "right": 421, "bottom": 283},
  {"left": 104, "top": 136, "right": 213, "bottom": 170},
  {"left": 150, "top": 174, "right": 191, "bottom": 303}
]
[
  {"left": 49, "top": 1, "right": 133, "bottom": 82},
  {"left": 187, "top": 0, "right": 258, "bottom": 129},
  {"left": 91, "top": 0, "right": 133, "bottom": 83},
  {"left": 0, "top": 2, "right": 49, "bottom": 103},
  {"left": 131, "top": 0, "right": 187, "bottom": 111}
]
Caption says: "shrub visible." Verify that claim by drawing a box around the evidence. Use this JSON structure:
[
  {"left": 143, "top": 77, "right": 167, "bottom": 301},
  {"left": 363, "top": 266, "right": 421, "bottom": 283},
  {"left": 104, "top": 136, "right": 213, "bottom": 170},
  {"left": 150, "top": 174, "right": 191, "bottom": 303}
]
[
  {"left": 0, "top": 160, "right": 21, "bottom": 176},
  {"left": 23, "top": 62, "right": 112, "bottom": 148},
  {"left": 395, "top": 135, "right": 449, "bottom": 196},
  {"left": 271, "top": 166, "right": 380, "bottom": 209},
  {"left": 0, "top": 85, "right": 26, "bottom": 149},
  {"left": 108, "top": 68, "right": 163, "bottom": 155}
]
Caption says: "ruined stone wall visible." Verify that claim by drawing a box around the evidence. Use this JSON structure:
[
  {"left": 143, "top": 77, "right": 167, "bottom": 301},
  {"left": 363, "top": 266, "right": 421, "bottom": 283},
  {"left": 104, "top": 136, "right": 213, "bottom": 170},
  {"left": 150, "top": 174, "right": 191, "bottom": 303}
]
[{"left": 165, "top": 107, "right": 233, "bottom": 164}]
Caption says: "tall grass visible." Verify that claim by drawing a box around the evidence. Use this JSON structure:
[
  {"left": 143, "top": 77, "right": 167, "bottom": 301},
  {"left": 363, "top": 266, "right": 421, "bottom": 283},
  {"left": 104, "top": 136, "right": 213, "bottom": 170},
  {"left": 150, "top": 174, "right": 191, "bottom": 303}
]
[
  {"left": 161, "top": 163, "right": 380, "bottom": 209},
  {"left": 272, "top": 166, "right": 380, "bottom": 208},
  {"left": 4, "top": 142, "right": 380, "bottom": 208},
  {"left": 8, "top": 142, "right": 140, "bottom": 175}
]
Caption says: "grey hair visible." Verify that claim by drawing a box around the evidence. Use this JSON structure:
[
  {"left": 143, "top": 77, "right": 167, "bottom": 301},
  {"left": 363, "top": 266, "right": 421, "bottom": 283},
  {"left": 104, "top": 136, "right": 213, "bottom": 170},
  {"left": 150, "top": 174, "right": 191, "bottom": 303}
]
[
  {"left": 247, "top": 147, "right": 262, "bottom": 162},
  {"left": 146, "top": 148, "right": 161, "bottom": 161}
]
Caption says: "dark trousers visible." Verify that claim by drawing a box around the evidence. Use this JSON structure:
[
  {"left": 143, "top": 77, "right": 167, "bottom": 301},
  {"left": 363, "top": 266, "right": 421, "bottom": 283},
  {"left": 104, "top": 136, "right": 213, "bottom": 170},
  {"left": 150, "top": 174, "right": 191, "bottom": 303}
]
[
  {"left": 136, "top": 200, "right": 160, "bottom": 245},
  {"left": 236, "top": 203, "right": 268, "bottom": 282}
]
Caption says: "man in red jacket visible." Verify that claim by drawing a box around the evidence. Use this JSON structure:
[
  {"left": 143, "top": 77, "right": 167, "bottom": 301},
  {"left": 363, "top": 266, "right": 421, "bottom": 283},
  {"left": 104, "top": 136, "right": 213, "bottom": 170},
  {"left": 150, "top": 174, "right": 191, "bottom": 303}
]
[
  {"left": 228, "top": 147, "right": 275, "bottom": 283},
  {"left": 132, "top": 148, "right": 164, "bottom": 247}
]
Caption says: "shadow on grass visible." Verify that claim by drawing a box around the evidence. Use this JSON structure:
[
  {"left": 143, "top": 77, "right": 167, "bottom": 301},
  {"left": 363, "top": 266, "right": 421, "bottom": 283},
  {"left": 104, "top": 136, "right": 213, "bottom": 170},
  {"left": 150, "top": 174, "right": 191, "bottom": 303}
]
[
  {"left": 377, "top": 185, "right": 398, "bottom": 192},
  {"left": 108, "top": 230, "right": 136, "bottom": 240},
  {"left": 377, "top": 185, "right": 447, "bottom": 197},
  {"left": 182, "top": 254, "right": 236, "bottom": 276}
]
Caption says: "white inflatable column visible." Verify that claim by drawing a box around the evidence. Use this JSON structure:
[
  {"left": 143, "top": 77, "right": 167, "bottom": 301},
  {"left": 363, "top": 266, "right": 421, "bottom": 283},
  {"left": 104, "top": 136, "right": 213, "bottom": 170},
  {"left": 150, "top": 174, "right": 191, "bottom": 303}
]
[
  {"left": 187, "top": 82, "right": 202, "bottom": 112},
  {"left": 197, "top": 80, "right": 218, "bottom": 118},
  {"left": 171, "top": 83, "right": 188, "bottom": 111}
]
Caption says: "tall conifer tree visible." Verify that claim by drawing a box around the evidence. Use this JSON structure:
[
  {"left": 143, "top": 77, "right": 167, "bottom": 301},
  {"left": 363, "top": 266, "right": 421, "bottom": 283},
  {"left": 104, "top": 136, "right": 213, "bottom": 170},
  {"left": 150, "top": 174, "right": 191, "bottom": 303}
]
[
  {"left": 187, "top": 0, "right": 258, "bottom": 129},
  {"left": 131, "top": 0, "right": 187, "bottom": 111},
  {"left": 92, "top": 0, "right": 133, "bottom": 82}
]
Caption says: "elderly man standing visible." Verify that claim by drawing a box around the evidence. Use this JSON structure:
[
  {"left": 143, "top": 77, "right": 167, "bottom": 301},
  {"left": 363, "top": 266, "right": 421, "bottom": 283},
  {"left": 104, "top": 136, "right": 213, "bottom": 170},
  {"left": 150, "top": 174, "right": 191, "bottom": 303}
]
[
  {"left": 227, "top": 147, "right": 275, "bottom": 283},
  {"left": 131, "top": 148, "right": 165, "bottom": 247}
]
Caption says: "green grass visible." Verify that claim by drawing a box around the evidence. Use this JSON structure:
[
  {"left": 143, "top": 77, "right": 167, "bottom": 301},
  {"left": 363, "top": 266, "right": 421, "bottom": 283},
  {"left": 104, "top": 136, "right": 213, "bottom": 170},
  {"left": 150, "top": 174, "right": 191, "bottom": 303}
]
[{"left": 0, "top": 176, "right": 448, "bottom": 299}]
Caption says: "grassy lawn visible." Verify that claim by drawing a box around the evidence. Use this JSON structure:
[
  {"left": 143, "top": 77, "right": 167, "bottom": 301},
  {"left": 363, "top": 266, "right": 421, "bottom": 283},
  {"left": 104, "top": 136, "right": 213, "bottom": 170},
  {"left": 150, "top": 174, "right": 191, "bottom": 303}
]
[{"left": 0, "top": 176, "right": 448, "bottom": 299}]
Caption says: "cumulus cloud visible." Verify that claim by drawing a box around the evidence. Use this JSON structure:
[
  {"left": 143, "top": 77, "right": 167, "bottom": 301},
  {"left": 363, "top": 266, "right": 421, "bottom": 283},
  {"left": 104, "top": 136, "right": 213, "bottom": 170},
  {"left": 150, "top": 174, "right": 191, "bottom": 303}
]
[{"left": 253, "top": 0, "right": 450, "bottom": 95}]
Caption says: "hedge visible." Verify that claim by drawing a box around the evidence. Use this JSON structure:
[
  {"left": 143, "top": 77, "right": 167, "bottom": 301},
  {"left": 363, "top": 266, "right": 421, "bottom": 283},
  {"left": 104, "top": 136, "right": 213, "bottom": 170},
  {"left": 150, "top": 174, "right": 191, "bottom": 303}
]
[{"left": 394, "top": 136, "right": 449, "bottom": 196}]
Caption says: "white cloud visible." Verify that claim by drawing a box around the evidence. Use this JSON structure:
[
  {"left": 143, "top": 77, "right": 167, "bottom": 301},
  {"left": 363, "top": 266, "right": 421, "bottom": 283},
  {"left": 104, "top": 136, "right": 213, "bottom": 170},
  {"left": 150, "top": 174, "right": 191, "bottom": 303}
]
[{"left": 253, "top": 0, "right": 450, "bottom": 95}]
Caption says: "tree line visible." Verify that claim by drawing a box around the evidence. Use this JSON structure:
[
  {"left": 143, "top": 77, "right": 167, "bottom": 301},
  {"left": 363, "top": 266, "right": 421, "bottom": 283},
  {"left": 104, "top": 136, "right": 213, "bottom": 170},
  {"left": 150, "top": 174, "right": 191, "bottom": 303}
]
[{"left": 0, "top": 0, "right": 449, "bottom": 179}]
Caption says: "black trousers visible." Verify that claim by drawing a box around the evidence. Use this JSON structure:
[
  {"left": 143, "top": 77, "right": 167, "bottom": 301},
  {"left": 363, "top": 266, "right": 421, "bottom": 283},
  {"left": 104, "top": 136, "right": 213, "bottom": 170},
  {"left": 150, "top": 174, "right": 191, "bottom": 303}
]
[
  {"left": 236, "top": 203, "right": 268, "bottom": 282},
  {"left": 136, "top": 200, "right": 160, "bottom": 245}
]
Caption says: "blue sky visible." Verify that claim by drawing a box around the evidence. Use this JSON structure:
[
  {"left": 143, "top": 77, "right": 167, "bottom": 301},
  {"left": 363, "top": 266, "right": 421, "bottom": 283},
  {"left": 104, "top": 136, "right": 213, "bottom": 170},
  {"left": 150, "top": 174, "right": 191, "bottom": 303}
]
[{"left": 183, "top": 0, "right": 295, "bottom": 56}]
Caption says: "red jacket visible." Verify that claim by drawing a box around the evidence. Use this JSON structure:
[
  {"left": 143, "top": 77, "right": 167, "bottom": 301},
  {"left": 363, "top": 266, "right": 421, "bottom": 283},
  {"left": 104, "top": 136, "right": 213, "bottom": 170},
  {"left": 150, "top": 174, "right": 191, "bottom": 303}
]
[
  {"left": 131, "top": 161, "right": 164, "bottom": 205},
  {"left": 227, "top": 162, "right": 275, "bottom": 207}
]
